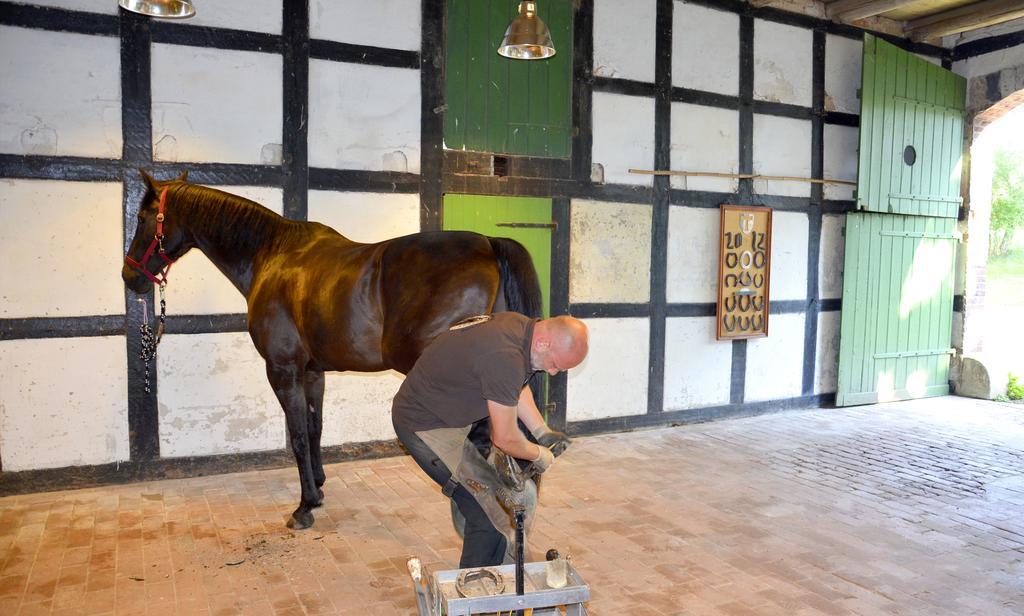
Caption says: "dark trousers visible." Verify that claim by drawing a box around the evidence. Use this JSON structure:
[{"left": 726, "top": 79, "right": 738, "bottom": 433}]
[{"left": 393, "top": 421, "right": 507, "bottom": 568}]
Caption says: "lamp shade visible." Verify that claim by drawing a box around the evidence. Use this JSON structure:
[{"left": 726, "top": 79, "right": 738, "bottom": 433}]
[
  {"left": 497, "top": 1, "right": 555, "bottom": 60},
  {"left": 118, "top": 0, "right": 195, "bottom": 19}
]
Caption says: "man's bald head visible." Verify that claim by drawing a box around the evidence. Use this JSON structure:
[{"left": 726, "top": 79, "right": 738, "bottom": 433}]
[{"left": 531, "top": 316, "right": 589, "bottom": 375}]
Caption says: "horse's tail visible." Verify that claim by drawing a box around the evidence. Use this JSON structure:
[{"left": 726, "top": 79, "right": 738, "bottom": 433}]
[{"left": 488, "top": 236, "right": 543, "bottom": 319}]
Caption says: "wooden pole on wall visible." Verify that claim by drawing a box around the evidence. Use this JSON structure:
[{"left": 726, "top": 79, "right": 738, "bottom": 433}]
[{"left": 628, "top": 168, "right": 857, "bottom": 186}]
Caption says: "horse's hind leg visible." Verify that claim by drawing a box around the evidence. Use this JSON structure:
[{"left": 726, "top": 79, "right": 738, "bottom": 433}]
[
  {"left": 303, "top": 369, "right": 326, "bottom": 505},
  {"left": 267, "top": 361, "right": 319, "bottom": 529}
]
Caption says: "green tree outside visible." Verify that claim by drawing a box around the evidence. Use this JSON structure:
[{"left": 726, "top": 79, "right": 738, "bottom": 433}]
[{"left": 989, "top": 147, "right": 1024, "bottom": 257}]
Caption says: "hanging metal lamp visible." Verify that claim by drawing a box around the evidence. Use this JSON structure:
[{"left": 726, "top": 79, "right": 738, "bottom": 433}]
[
  {"left": 497, "top": 1, "right": 555, "bottom": 60},
  {"left": 118, "top": 0, "right": 196, "bottom": 19}
]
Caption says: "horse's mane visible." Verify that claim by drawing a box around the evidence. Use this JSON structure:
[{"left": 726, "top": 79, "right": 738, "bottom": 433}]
[{"left": 165, "top": 181, "right": 304, "bottom": 254}]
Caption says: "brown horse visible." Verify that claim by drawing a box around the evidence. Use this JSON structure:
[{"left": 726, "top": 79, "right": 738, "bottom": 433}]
[{"left": 122, "top": 170, "right": 542, "bottom": 529}]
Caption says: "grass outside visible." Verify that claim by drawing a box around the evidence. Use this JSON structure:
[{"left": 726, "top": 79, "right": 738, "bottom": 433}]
[
  {"left": 985, "top": 248, "right": 1024, "bottom": 390},
  {"left": 987, "top": 249, "right": 1024, "bottom": 307}
]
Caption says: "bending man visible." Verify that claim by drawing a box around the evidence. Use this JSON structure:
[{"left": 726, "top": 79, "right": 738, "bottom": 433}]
[{"left": 391, "top": 312, "right": 589, "bottom": 568}]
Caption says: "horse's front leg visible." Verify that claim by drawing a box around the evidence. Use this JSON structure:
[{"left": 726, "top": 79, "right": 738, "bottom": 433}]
[
  {"left": 303, "top": 369, "right": 326, "bottom": 505},
  {"left": 267, "top": 362, "right": 319, "bottom": 529}
]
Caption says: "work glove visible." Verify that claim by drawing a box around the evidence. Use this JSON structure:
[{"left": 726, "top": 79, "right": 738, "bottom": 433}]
[
  {"left": 531, "top": 445, "right": 555, "bottom": 474},
  {"left": 531, "top": 424, "right": 572, "bottom": 457}
]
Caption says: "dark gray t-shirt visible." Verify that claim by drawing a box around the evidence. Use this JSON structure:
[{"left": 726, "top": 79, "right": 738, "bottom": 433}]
[{"left": 392, "top": 312, "right": 536, "bottom": 432}]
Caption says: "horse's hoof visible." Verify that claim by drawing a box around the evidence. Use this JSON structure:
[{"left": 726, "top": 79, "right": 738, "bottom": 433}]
[{"left": 287, "top": 509, "right": 315, "bottom": 530}]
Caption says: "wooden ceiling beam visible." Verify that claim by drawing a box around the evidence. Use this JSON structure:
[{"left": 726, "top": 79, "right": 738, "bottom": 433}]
[
  {"left": 907, "top": 0, "right": 1024, "bottom": 41},
  {"left": 828, "top": 0, "right": 920, "bottom": 24}
]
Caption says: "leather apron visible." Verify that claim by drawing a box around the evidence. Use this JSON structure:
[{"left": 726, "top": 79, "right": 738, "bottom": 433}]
[{"left": 416, "top": 426, "right": 538, "bottom": 564}]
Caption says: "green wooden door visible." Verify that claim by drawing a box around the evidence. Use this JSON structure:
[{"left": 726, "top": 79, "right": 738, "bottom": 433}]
[
  {"left": 444, "top": 194, "right": 554, "bottom": 413},
  {"left": 445, "top": 0, "right": 573, "bottom": 158},
  {"left": 836, "top": 214, "right": 959, "bottom": 405},
  {"left": 836, "top": 35, "right": 966, "bottom": 406},
  {"left": 856, "top": 35, "right": 966, "bottom": 217},
  {"left": 443, "top": 194, "right": 553, "bottom": 318}
]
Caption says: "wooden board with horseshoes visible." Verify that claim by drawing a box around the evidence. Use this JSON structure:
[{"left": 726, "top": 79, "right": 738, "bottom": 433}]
[{"left": 717, "top": 205, "right": 772, "bottom": 340}]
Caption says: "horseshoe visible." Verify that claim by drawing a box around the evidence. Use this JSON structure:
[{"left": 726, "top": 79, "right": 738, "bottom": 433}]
[
  {"left": 751, "top": 295, "right": 764, "bottom": 311},
  {"left": 722, "top": 314, "right": 736, "bottom": 332},
  {"left": 739, "top": 213, "right": 755, "bottom": 234},
  {"left": 724, "top": 295, "right": 736, "bottom": 311},
  {"left": 738, "top": 294, "right": 751, "bottom": 312}
]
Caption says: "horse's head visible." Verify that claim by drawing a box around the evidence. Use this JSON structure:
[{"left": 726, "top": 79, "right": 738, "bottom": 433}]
[{"left": 122, "top": 169, "right": 192, "bottom": 294}]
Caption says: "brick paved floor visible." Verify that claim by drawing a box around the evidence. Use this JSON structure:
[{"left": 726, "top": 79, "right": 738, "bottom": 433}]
[{"left": 1, "top": 396, "right": 1023, "bottom": 615}]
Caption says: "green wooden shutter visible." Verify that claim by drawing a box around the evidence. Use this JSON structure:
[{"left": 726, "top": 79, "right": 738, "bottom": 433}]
[
  {"left": 836, "top": 35, "right": 966, "bottom": 406},
  {"left": 857, "top": 34, "right": 966, "bottom": 217},
  {"left": 445, "top": 0, "right": 573, "bottom": 158}
]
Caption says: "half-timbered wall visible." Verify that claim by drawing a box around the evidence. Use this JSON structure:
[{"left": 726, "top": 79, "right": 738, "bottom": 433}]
[
  {"left": 0, "top": 0, "right": 423, "bottom": 482},
  {"left": 2, "top": 0, "right": 1007, "bottom": 489}
]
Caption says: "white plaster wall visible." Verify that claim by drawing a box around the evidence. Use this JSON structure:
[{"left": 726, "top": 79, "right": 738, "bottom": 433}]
[
  {"left": 0, "top": 337, "right": 128, "bottom": 471},
  {"left": 184, "top": 0, "right": 282, "bottom": 34},
  {"left": 673, "top": 2, "right": 739, "bottom": 95},
  {"left": 824, "top": 35, "right": 862, "bottom": 114},
  {"left": 0, "top": 180, "right": 123, "bottom": 318},
  {"left": 754, "top": 20, "right": 812, "bottom": 107},
  {"left": 670, "top": 104, "right": 739, "bottom": 193},
  {"left": 819, "top": 214, "right": 845, "bottom": 300},
  {"left": 164, "top": 186, "right": 283, "bottom": 315},
  {"left": 663, "top": 317, "right": 732, "bottom": 410},
  {"left": 815, "top": 310, "right": 840, "bottom": 395},
  {"left": 593, "top": 0, "right": 656, "bottom": 82},
  {"left": 591, "top": 92, "right": 655, "bottom": 186},
  {"left": 308, "top": 191, "right": 420, "bottom": 243},
  {"left": 567, "top": 318, "right": 649, "bottom": 421},
  {"left": 569, "top": 200, "right": 652, "bottom": 303},
  {"left": 823, "top": 124, "right": 859, "bottom": 201},
  {"left": 947, "top": 17, "right": 1024, "bottom": 46},
  {"left": 25, "top": 0, "right": 117, "bottom": 13},
  {"left": 770, "top": 211, "right": 809, "bottom": 301},
  {"left": 152, "top": 45, "right": 282, "bottom": 165},
  {"left": 752, "top": 114, "right": 812, "bottom": 197},
  {"left": 745, "top": 312, "right": 805, "bottom": 401},
  {"left": 322, "top": 371, "right": 404, "bottom": 445},
  {"left": 309, "top": 61, "right": 421, "bottom": 173},
  {"left": 0, "top": 27, "right": 121, "bottom": 158},
  {"left": 666, "top": 206, "right": 718, "bottom": 304},
  {"left": 311, "top": 0, "right": 421, "bottom": 51},
  {"left": 953, "top": 45, "right": 1024, "bottom": 80},
  {"left": 158, "top": 333, "right": 286, "bottom": 457}
]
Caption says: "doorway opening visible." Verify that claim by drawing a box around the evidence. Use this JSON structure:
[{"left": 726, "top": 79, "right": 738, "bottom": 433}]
[{"left": 960, "top": 93, "right": 1024, "bottom": 400}]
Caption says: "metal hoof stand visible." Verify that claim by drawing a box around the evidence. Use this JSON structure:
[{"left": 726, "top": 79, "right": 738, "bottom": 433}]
[{"left": 408, "top": 558, "right": 590, "bottom": 615}]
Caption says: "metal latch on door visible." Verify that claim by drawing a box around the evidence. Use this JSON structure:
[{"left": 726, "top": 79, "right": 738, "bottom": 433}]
[{"left": 496, "top": 222, "right": 558, "bottom": 229}]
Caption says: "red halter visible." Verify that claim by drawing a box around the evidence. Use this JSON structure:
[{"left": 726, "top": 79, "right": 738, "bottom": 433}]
[{"left": 124, "top": 187, "right": 175, "bottom": 286}]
